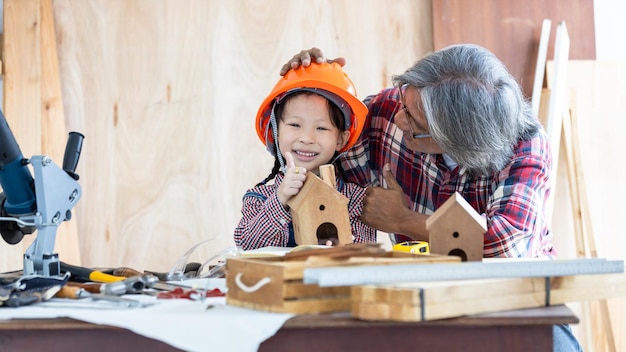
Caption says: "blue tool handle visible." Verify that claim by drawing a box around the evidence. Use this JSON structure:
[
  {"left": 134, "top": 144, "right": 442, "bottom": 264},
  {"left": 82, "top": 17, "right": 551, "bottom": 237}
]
[{"left": 0, "top": 109, "right": 36, "bottom": 216}]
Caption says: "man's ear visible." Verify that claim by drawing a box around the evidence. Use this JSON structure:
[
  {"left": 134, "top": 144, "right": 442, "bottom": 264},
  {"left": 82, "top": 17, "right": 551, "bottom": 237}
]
[{"left": 336, "top": 131, "right": 351, "bottom": 151}]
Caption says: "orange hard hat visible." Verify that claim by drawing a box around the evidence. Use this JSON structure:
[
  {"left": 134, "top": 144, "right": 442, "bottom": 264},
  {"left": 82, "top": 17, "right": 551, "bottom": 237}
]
[{"left": 255, "top": 62, "right": 367, "bottom": 155}]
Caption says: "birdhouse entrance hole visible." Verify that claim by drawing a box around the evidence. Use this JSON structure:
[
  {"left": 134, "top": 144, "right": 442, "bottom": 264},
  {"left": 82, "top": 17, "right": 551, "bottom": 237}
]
[
  {"left": 448, "top": 248, "right": 467, "bottom": 261},
  {"left": 317, "top": 222, "right": 339, "bottom": 246}
]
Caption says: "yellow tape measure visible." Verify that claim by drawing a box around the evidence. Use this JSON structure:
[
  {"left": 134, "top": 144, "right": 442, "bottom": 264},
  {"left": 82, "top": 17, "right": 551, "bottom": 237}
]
[{"left": 392, "top": 241, "right": 430, "bottom": 254}]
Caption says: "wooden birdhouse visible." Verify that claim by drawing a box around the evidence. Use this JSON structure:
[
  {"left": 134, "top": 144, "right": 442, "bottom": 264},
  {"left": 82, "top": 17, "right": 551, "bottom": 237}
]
[
  {"left": 425, "top": 192, "right": 486, "bottom": 261},
  {"left": 286, "top": 165, "right": 352, "bottom": 246}
]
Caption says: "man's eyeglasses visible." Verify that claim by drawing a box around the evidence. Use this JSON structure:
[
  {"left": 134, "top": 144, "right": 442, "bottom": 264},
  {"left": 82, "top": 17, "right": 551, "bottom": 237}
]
[{"left": 399, "top": 84, "right": 431, "bottom": 139}]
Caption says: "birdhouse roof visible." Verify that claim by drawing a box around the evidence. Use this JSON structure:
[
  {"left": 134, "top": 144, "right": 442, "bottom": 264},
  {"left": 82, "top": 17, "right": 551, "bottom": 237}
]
[
  {"left": 425, "top": 192, "right": 487, "bottom": 232},
  {"left": 287, "top": 172, "right": 348, "bottom": 211}
]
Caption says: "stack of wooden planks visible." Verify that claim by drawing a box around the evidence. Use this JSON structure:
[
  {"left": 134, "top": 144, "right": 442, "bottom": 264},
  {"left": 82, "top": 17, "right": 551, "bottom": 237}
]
[
  {"left": 228, "top": 245, "right": 626, "bottom": 319},
  {"left": 352, "top": 271, "right": 626, "bottom": 322}
]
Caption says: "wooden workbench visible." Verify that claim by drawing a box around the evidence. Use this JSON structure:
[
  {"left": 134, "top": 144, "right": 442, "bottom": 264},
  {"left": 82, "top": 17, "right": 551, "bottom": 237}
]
[{"left": 0, "top": 305, "right": 577, "bottom": 352}]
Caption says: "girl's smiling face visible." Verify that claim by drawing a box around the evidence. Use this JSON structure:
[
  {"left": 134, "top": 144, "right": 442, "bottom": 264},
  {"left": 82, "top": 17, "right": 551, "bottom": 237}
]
[{"left": 277, "top": 93, "right": 349, "bottom": 174}]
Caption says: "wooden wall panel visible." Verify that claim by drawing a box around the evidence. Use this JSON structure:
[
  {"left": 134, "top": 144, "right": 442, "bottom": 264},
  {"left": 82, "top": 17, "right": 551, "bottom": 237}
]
[
  {"left": 1, "top": 0, "right": 81, "bottom": 272},
  {"left": 432, "top": 0, "right": 596, "bottom": 97},
  {"left": 1, "top": 0, "right": 41, "bottom": 270},
  {"left": 33, "top": 0, "right": 432, "bottom": 272}
]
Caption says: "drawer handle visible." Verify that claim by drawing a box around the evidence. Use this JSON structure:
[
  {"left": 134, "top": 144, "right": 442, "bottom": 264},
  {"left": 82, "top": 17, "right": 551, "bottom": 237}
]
[{"left": 234, "top": 273, "right": 271, "bottom": 293}]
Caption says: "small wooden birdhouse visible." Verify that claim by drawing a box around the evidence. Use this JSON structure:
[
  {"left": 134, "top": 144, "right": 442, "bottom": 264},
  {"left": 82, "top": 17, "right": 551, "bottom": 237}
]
[
  {"left": 286, "top": 165, "right": 352, "bottom": 246},
  {"left": 425, "top": 192, "right": 486, "bottom": 261}
]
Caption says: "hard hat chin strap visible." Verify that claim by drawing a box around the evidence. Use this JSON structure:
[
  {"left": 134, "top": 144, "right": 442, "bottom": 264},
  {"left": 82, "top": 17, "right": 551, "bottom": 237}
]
[
  {"left": 328, "top": 151, "right": 346, "bottom": 168},
  {"left": 269, "top": 104, "right": 286, "bottom": 173}
]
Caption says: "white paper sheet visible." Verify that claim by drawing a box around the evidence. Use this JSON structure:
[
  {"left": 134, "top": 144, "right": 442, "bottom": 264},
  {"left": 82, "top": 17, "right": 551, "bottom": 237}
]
[{"left": 1, "top": 286, "right": 293, "bottom": 352}]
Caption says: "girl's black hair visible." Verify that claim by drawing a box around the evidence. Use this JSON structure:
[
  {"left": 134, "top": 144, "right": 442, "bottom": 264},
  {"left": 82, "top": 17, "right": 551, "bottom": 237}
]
[{"left": 256, "top": 91, "right": 348, "bottom": 186}]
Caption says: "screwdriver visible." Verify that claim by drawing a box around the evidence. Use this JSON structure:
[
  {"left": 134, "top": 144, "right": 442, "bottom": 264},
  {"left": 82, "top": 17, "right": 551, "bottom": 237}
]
[
  {"left": 66, "top": 274, "right": 159, "bottom": 295},
  {"left": 55, "top": 285, "right": 90, "bottom": 299},
  {"left": 54, "top": 286, "right": 145, "bottom": 308}
]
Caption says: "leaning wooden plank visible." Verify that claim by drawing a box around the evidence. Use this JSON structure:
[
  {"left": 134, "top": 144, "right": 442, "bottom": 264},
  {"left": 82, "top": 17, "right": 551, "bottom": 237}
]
[
  {"left": 561, "top": 103, "right": 587, "bottom": 260},
  {"left": 531, "top": 19, "right": 551, "bottom": 118},
  {"left": 543, "top": 21, "right": 570, "bottom": 226}
]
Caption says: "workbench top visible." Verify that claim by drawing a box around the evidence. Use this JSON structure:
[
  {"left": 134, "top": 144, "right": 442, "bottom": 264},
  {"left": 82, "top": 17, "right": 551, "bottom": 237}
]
[{"left": 0, "top": 301, "right": 577, "bottom": 352}]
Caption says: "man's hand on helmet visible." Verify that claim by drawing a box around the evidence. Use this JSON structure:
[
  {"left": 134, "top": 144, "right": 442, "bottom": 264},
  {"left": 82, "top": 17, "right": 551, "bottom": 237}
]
[{"left": 279, "top": 47, "right": 346, "bottom": 76}]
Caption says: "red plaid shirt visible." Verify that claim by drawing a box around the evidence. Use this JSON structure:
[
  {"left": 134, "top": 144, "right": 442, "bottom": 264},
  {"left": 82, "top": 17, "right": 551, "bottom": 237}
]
[
  {"left": 234, "top": 173, "right": 377, "bottom": 250},
  {"left": 341, "top": 88, "right": 556, "bottom": 258}
]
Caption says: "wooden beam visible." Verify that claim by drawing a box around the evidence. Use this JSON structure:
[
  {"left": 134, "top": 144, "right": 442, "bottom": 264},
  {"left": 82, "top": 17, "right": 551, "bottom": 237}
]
[
  {"left": 544, "top": 21, "right": 570, "bottom": 226},
  {"left": 352, "top": 272, "right": 626, "bottom": 322},
  {"left": 531, "top": 19, "right": 551, "bottom": 118}
]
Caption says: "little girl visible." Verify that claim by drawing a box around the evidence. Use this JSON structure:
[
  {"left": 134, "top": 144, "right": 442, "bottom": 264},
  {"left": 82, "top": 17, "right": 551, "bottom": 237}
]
[{"left": 234, "top": 62, "right": 376, "bottom": 250}]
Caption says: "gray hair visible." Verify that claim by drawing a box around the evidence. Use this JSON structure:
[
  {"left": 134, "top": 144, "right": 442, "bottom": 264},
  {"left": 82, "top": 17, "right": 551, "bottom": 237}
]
[{"left": 392, "top": 44, "right": 540, "bottom": 175}]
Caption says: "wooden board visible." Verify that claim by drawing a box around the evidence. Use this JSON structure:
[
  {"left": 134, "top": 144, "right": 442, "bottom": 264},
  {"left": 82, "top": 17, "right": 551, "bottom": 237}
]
[
  {"left": 432, "top": 0, "right": 595, "bottom": 98},
  {"left": 352, "top": 272, "right": 626, "bottom": 322}
]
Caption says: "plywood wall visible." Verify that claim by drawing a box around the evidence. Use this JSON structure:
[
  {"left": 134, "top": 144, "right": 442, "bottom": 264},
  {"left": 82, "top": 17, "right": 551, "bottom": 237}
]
[{"left": 0, "top": 0, "right": 433, "bottom": 273}]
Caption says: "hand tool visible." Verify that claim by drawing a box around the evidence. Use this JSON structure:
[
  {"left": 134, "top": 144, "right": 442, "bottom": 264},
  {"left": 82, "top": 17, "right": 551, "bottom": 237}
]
[
  {"left": 60, "top": 261, "right": 126, "bottom": 283},
  {"left": 0, "top": 108, "right": 84, "bottom": 277},
  {"left": 112, "top": 267, "right": 144, "bottom": 277},
  {"left": 66, "top": 274, "right": 159, "bottom": 295},
  {"left": 145, "top": 262, "right": 201, "bottom": 281},
  {"left": 55, "top": 285, "right": 91, "bottom": 299},
  {"left": 55, "top": 285, "right": 147, "bottom": 308},
  {"left": 392, "top": 240, "right": 430, "bottom": 254},
  {"left": 100, "top": 274, "right": 158, "bottom": 295},
  {"left": 1, "top": 276, "right": 64, "bottom": 308}
]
